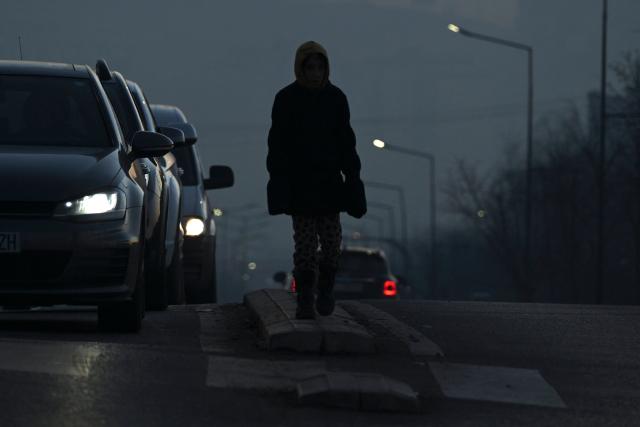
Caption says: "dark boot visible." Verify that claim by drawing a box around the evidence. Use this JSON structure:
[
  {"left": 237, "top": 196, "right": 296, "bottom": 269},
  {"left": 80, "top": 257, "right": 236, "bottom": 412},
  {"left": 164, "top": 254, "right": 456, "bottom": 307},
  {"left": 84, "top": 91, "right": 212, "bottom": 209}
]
[
  {"left": 315, "top": 264, "right": 336, "bottom": 316},
  {"left": 294, "top": 269, "right": 316, "bottom": 320}
]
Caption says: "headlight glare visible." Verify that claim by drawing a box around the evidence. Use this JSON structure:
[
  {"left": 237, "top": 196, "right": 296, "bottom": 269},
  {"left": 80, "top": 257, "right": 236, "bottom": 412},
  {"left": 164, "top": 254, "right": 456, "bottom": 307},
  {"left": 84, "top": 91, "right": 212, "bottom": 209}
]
[
  {"left": 184, "top": 217, "right": 205, "bottom": 236},
  {"left": 55, "top": 190, "right": 125, "bottom": 219},
  {"left": 76, "top": 193, "right": 118, "bottom": 214}
]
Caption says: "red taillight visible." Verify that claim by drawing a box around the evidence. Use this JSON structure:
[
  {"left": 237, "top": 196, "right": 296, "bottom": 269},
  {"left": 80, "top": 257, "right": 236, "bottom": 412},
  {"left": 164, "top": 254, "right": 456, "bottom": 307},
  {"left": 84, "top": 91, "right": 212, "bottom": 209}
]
[
  {"left": 383, "top": 280, "right": 397, "bottom": 297},
  {"left": 291, "top": 278, "right": 297, "bottom": 293}
]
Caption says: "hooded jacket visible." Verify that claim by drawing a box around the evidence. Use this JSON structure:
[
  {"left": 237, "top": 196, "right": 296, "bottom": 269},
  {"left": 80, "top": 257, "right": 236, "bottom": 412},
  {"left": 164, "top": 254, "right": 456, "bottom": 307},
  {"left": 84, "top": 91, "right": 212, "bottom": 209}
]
[{"left": 267, "top": 41, "right": 366, "bottom": 217}]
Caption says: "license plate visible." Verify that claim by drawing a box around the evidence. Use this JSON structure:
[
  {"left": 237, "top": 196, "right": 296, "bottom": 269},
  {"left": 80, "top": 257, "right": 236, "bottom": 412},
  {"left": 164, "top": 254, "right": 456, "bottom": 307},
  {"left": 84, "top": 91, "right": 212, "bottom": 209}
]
[{"left": 0, "top": 232, "right": 20, "bottom": 253}]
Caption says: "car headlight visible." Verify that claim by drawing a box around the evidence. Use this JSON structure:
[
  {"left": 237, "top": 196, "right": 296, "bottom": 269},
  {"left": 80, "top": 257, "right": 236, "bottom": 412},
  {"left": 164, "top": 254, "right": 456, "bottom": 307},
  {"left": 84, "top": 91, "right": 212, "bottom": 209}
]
[
  {"left": 184, "top": 217, "right": 205, "bottom": 237},
  {"left": 55, "top": 190, "right": 126, "bottom": 220}
]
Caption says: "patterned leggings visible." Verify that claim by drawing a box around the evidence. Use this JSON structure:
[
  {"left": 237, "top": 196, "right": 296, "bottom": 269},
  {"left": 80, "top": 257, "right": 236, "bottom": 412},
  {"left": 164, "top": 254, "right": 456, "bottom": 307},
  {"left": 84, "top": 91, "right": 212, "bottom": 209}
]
[{"left": 292, "top": 214, "right": 342, "bottom": 273}]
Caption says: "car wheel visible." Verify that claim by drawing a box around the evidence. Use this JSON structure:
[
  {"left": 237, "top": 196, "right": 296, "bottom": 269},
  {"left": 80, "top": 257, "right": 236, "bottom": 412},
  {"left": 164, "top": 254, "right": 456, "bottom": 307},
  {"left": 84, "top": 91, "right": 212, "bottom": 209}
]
[
  {"left": 167, "top": 227, "right": 185, "bottom": 305},
  {"left": 146, "top": 221, "right": 169, "bottom": 311},
  {"left": 98, "top": 257, "right": 145, "bottom": 333}
]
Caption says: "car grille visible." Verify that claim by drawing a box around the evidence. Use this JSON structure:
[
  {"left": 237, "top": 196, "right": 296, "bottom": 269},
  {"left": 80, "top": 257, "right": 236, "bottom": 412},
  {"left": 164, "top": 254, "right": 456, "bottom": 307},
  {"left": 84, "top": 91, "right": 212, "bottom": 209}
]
[
  {"left": 0, "top": 202, "right": 56, "bottom": 218},
  {"left": 0, "top": 248, "right": 130, "bottom": 288},
  {"left": 69, "top": 248, "right": 130, "bottom": 286},
  {"left": 0, "top": 251, "right": 72, "bottom": 282}
]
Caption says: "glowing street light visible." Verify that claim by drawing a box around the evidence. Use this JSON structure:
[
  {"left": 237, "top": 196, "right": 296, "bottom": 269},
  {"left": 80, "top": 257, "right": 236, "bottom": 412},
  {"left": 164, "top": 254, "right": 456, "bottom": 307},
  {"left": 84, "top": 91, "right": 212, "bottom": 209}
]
[
  {"left": 213, "top": 208, "right": 224, "bottom": 217},
  {"left": 248, "top": 262, "right": 257, "bottom": 271},
  {"left": 372, "top": 139, "right": 386, "bottom": 149},
  {"left": 448, "top": 24, "right": 461, "bottom": 33}
]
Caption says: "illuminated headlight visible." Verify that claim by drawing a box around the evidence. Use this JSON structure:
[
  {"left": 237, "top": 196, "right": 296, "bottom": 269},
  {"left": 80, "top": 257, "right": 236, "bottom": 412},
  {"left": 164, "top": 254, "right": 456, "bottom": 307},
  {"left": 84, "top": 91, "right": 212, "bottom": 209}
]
[
  {"left": 55, "top": 190, "right": 126, "bottom": 219},
  {"left": 184, "top": 217, "right": 205, "bottom": 237}
]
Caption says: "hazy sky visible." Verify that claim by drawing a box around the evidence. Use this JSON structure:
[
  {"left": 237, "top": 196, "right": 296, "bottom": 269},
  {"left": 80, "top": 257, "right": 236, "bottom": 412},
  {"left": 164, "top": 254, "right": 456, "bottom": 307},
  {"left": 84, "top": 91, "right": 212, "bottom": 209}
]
[{"left": 2, "top": 0, "right": 639, "bottom": 298}]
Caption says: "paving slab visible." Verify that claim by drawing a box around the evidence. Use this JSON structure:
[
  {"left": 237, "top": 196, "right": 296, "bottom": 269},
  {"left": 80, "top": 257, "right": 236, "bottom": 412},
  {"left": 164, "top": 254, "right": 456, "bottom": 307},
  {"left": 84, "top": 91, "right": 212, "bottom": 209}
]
[
  {"left": 244, "top": 289, "right": 374, "bottom": 354},
  {"left": 297, "top": 372, "right": 420, "bottom": 413},
  {"left": 429, "top": 362, "right": 567, "bottom": 408}
]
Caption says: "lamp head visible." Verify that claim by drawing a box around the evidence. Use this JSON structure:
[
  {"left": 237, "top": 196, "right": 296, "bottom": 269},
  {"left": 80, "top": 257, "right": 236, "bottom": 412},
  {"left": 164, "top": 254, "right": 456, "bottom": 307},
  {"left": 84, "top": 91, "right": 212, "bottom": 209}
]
[
  {"left": 372, "top": 139, "right": 386, "bottom": 149},
  {"left": 448, "top": 24, "right": 461, "bottom": 33}
]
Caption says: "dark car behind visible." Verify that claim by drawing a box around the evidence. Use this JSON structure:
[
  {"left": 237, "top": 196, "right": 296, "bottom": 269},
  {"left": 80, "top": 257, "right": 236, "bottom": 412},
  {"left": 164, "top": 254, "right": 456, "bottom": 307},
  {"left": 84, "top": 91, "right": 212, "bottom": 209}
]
[
  {"left": 150, "top": 103, "right": 234, "bottom": 303},
  {"left": 333, "top": 247, "right": 399, "bottom": 299},
  {"left": 282, "top": 246, "right": 399, "bottom": 300}
]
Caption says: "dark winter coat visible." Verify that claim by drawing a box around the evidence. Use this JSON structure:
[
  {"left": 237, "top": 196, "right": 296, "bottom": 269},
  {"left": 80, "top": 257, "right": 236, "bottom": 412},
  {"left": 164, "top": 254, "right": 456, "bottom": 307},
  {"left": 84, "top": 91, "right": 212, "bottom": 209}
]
[{"left": 267, "top": 42, "right": 367, "bottom": 217}]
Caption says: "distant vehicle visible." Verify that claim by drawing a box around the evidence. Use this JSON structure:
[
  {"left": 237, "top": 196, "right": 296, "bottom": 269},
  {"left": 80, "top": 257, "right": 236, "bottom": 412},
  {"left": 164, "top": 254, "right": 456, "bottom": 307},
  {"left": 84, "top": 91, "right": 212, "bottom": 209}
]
[
  {"left": 334, "top": 247, "right": 399, "bottom": 299},
  {"left": 275, "top": 246, "right": 399, "bottom": 300},
  {"left": 95, "top": 60, "right": 183, "bottom": 310},
  {"left": 0, "top": 60, "right": 174, "bottom": 332},
  {"left": 150, "top": 103, "right": 234, "bottom": 303}
]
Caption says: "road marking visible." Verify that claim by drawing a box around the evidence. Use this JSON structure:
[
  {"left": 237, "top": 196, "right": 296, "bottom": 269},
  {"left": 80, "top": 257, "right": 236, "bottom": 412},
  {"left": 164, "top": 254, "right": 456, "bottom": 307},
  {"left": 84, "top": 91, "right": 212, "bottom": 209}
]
[
  {"left": 340, "top": 301, "right": 444, "bottom": 357},
  {"left": 429, "top": 362, "right": 566, "bottom": 408},
  {"left": 0, "top": 340, "right": 102, "bottom": 377},
  {"left": 207, "top": 356, "right": 326, "bottom": 391},
  {"left": 198, "top": 310, "right": 236, "bottom": 354}
]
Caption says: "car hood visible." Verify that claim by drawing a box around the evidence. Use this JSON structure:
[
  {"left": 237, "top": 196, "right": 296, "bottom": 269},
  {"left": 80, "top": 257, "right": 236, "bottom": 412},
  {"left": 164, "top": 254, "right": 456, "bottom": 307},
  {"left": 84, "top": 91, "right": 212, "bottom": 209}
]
[{"left": 0, "top": 145, "right": 123, "bottom": 202}]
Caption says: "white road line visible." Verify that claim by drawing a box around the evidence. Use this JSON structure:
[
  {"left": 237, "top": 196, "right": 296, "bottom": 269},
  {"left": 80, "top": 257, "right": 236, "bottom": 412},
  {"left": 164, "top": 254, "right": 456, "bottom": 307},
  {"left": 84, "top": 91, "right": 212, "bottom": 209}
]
[
  {"left": 0, "top": 340, "right": 102, "bottom": 377},
  {"left": 207, "top": 356, "right": 326, "bottom": 391},
  {"left": 429, "top": 362, "right": 567, "bottom": 408}
]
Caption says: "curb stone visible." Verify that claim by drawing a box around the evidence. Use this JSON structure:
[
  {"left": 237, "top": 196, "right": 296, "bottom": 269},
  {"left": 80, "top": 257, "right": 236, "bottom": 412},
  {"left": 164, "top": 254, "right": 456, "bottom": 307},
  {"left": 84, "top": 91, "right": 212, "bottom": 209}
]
[{"left": 244, "top": 289, "right": 375, "bottom": 354}]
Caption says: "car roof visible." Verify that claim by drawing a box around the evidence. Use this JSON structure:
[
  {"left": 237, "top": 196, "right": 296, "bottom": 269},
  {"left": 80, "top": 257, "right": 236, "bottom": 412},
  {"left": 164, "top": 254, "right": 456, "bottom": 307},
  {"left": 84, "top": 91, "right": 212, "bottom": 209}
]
[
  {"left": 150, "top": 104, "right": 188, "bottom": 125},
  {"left": 0, "top": 60, "right": 90, "bottom": 78},
  {"left": 342, "top": 246, "right": 386, "bottom": 257}
]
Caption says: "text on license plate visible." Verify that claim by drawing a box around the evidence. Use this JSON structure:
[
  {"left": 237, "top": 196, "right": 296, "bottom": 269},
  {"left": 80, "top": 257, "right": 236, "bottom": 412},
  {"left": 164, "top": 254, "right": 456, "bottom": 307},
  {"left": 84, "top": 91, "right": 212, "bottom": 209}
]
[{"left": 0, "top": 232, "right": 20, "bottom": 253}]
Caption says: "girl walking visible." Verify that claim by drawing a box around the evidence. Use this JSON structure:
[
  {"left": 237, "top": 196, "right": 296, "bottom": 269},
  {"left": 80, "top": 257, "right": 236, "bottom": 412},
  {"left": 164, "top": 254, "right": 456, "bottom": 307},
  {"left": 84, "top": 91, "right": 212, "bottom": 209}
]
[{"left": 267, "top": 41, "right": 367, "bottom": 319}]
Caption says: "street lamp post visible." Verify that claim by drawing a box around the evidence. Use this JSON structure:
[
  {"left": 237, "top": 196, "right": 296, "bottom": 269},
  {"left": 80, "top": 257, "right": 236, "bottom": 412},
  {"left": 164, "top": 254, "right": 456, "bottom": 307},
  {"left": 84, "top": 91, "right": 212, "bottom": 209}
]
[
  {"left": 346, "top": 213, "right": 385, "bottom": 240},
  {"left": 449, "top": 23, "right": 534, "bottom": 299},
  {"left": 367, "top": 201, "right": 398, "bottom": 240},
  {"left": 372, "top": 139, "right": 438, "bottom": 298},
  {"left": 364, "top": 181, "right": 409, "bottom": 254},
  {"left": 596, "top": 0, "right": 608, "bottom": 304},
  {"left": 367, "top": 201, "right": 404, "bottom": 270},
  {"left": 220, "top": 209, "right": 269, "bottom": 288}
]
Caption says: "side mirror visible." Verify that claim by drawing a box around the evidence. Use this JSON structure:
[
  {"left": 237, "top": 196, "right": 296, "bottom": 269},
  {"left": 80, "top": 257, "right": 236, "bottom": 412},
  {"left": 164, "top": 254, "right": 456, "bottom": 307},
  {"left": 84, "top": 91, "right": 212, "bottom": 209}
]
[
  {"left": 157, "top": 127, "right": 185, "bottom": 146},
  {"left": 131, "top": 131, "right": 174, "bottom": 158},
  {"left": 273, "top": 271, "right": 287, "bottom": 284},
  {"left": 204, "top": 165, "right": 234, "bottom": 190},
  {"left": 167, "top": 122, "right": 197, "bottom": 145}
]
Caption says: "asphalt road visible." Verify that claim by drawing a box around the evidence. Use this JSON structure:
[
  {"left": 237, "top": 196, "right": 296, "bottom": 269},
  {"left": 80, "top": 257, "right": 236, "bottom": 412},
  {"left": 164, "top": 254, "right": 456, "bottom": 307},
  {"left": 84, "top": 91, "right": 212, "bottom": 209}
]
[
  {"left": 0, "top": 299, "right": 637, "bottom": 426},
  {"left": 370, "top": 300, "right": 640, "bottom": 426}
]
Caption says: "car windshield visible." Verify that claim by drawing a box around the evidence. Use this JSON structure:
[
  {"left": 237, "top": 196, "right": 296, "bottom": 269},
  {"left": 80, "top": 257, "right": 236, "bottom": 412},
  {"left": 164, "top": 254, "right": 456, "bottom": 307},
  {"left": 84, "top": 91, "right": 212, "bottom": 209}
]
[
  {"left": 0, "top": 75, "right": 111, "bottom": 147},
  {"left": 172, "top": 146, "right": 199, "bottom": 185},
  {"left": 338, "top": 252, "right": 388, "bottom": 278}
]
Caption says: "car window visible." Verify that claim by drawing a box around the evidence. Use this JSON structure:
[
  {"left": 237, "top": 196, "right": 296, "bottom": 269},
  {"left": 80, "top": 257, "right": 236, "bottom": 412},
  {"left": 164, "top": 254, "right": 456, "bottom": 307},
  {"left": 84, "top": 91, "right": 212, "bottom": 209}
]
[
  {"left": 338, "top": 252, "right": 388, "bottom": 277},
  {"left": 102, "top": 82, "right": 139, "bottom": 143},
  {"left": 172, "top": 146, "right": 198, "bottom": 185},
  {"left": 0, "top": 75, "right": 111, "bottom": 147},
  {"left": 129, "top": 85, "right": 156, "bottom": 132}
]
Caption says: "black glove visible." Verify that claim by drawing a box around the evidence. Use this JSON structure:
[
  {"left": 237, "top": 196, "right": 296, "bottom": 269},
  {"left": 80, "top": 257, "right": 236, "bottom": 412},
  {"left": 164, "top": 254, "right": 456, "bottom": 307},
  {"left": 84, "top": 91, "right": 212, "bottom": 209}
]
[{"left": 343, "top": 176, "right": 367, "bottom": 219}]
